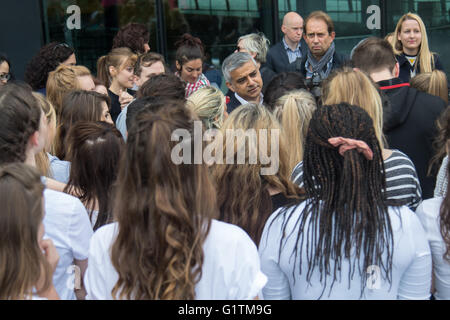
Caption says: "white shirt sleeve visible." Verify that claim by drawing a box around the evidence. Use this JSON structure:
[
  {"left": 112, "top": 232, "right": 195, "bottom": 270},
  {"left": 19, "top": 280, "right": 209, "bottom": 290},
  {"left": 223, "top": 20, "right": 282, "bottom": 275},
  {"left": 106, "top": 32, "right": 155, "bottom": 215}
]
[
  {"left": 416, "top": 199, "right": 450, "bottom": 300},
  {"left": 258, "top": 213, "right": 292, "bottom": 300},
  {"left": 226, "top": 228, "right": 268, "bottom": 300},
  {"left": 85, "top": 226, "right": 116, "bottom": 300},
  {"left": 397, "top": 210, "right": 432, "bottom": 300},
  {"left": 68, "top": 199, "right": 93, "bottom": 261}
]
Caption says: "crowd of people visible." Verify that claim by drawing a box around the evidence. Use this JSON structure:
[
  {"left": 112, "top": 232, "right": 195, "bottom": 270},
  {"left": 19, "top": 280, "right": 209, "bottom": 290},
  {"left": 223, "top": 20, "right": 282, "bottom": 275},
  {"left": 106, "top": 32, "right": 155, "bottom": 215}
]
[{"left": 0, "top": 11, "right": 449, "bottom": 300}]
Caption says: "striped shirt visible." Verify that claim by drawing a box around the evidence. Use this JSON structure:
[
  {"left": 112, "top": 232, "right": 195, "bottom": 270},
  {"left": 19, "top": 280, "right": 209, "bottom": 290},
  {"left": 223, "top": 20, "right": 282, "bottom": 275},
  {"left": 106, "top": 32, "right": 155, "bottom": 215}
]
[
  {"left": 291, "top": 149, "right": 422, "bottom": 211},
  {"left": 180, "top": 72, "right": 210, "bottom": 98},
  {"left": 282, "top": 38, "right": 303, "bottom": 64}
]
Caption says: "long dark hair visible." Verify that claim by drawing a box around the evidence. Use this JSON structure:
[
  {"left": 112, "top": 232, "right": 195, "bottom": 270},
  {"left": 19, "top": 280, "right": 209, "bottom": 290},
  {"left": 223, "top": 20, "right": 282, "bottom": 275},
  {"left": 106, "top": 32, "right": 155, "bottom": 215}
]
[
  {"left": 110, "top": 102, "right": 216, "bottom": 299},
  {"left": 64, "top": 121, "right": 124, "bottom": 230},
  {"left": 55, "top": 90, "right": 111, "bottom": 160},
  {"left": 271, "top": 103, "right": 396, "bottom": 297},
  {"left": 440, "top": 140, "right": 450, "bottom": 262},
  {"left": 0, "top": 163, "right": 51, "bottom": 299}
]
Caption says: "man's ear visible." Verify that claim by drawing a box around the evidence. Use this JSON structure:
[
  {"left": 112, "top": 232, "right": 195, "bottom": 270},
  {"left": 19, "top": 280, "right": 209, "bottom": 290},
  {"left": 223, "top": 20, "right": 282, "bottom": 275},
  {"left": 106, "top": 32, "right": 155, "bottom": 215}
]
[
  {"left": 393, "top": 62, "right": 400, "bottom": 78},
  {"left": 226, "top": 81, "right": 235, "bottom": 93},
  {"left": 330, "top": 31, "right": 336, "bottom": 41}
]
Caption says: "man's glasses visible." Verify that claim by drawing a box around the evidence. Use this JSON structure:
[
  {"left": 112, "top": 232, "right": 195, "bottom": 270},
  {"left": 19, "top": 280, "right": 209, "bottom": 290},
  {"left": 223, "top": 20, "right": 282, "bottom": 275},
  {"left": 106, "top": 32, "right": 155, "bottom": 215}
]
[{"left": 0, "top": 73, "right": 11, "bottom": 81}]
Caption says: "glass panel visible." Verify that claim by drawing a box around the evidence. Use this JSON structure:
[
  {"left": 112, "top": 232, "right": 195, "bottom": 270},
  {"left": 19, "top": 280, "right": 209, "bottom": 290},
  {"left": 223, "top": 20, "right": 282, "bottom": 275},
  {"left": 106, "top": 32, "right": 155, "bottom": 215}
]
[
  {"left": 41, "top": 0, "right": 157, "bottom": 74},
  {"left": 165, "top": 0, "right": 273, "bottom": 90},
  {"left": 278, "top": 0, "right": 382, "bottom": 56}
]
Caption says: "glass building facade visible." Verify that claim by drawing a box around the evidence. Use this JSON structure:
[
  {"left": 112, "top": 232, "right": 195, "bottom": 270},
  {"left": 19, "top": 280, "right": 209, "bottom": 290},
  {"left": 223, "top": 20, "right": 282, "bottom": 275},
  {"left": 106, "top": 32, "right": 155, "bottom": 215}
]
[{"left": 6, "top": 1, "right": 450, "bottom": 84}]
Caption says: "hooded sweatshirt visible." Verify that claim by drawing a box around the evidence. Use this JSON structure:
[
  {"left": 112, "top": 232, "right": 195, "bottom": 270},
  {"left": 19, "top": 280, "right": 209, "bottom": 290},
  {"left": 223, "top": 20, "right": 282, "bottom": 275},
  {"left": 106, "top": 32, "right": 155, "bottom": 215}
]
[{"left": 378, "top": 78, "right": 446, "bottom": 199}]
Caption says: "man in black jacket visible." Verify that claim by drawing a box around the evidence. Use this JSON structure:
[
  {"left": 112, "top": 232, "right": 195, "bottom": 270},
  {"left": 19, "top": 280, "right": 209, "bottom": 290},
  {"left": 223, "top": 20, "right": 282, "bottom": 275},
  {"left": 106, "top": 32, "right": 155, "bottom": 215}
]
[
  {"left": 265, "top": 12, "right": 308, "bottom": 74},
  {"left": 352, "top": 37, "right": 446, "bottom": 199},
  {"left": 298, "top": 11, "right": 349, "bottom": 82},
  {"left": 222, "top": 52, "right": 263, "bottom": 114}
]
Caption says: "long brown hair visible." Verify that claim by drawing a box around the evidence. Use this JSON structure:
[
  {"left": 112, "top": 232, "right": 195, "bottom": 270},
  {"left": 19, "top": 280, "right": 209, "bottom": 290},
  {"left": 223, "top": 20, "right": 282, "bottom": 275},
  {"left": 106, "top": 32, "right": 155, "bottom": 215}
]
[
  {"left": 54, "top": 90, "right": 111, "bottom": 160},
  {"left": 211, "top": 103, "right": 304, "bottom": 245},
  {"left": 440, "top": 141, "right": 450, "bottom": 262},
  {"left": 64, "top": 121, "right": 124, "bottom": 230},
  {"left": 0, "top": 163, "right": 51, "bottom": 299},
  {"left": 110, "top": 102, "right": 216, "bottom": 299}
]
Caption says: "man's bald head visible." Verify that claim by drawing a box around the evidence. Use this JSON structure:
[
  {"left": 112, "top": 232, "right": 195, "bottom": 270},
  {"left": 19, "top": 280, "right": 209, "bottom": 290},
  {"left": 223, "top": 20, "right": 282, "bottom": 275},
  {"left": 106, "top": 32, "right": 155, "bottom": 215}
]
[{"left": 282, "top": 12, "right": 304, "bottom": 47}]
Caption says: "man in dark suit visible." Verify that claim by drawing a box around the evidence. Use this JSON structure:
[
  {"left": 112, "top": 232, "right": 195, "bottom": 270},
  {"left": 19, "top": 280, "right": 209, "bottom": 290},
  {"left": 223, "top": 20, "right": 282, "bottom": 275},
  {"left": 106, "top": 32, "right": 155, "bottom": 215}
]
[
  {"left": 265, "top": 12, "right": 308, "bottom": 74},
  {"left": 352, "top": 37, "right": 446, "bottom": 199},
  {"left": 222, "top": 52, "right": 263, "bottom": 114}
]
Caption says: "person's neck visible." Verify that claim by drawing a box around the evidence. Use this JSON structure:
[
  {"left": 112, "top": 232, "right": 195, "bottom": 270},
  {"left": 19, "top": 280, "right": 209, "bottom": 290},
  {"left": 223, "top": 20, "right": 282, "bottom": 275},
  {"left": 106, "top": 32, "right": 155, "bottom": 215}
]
[
  {"left": 25, "top": 149, "right": 36, "bottom": 168},
  {"left": 369, "top": 69, "right": 396, "bottom": 83},
  {"left": 248, "top": 94, "right": 261, "bottom": 104},
  {"left": 109, "top": 81, "right": 125, "bottom": 96},
  {"left": 284, "top": 36, "right": 299, "bottom": 51},
  {"left": 403, "top": 48, "right": 419, "bottom": 56},
  {"left": 311, "top": 53, "right": 324, "bottom": 61}
]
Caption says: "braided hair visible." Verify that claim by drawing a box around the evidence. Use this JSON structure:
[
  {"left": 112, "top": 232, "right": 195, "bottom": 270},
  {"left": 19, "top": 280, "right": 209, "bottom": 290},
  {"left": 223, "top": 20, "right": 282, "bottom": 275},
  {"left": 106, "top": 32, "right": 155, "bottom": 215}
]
[{"left": 272, "top": 103, "right": 397, "bottom": 297}]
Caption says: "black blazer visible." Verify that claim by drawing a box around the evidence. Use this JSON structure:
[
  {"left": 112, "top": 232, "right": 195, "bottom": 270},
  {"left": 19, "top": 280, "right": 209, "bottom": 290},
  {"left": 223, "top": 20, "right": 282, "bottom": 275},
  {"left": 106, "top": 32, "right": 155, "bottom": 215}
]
[
  {"left": 226, "top": 92, "right": 242, "bottom": 114},
  {"left": 265, "top": 38, "right": 308, "bottom": 74}
]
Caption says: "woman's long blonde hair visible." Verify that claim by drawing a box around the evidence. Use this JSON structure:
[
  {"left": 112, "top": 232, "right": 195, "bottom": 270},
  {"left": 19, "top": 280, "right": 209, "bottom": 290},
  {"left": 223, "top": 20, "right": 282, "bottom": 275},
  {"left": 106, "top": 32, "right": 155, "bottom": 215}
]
[
  {"left": 32, "top": 92, "right": 57, "bottom": 177},
  {"left": 392, "top": 12, "right": 435, "bottom": 74},
  {"left": 187, "top": 86, "right": 226, "bottom": 129},
  {"left": 410, "top": 69, "right": 449, "bottom": 105},
  {"left": 274, "top": 89, "right": 317, "bottom": 172},
  {"left": 211, "top": 103, "right": 304, "bottom": 244},
  {"left": 323, "top": 67, "right": 386, "bottom": 148}
]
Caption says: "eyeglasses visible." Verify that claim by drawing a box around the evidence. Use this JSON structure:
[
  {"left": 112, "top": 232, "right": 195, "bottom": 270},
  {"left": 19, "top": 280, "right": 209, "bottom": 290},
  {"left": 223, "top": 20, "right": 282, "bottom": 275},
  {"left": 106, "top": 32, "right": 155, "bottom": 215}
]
[{"left": 0, "top": 73, "right": 10, "bottom": 81}]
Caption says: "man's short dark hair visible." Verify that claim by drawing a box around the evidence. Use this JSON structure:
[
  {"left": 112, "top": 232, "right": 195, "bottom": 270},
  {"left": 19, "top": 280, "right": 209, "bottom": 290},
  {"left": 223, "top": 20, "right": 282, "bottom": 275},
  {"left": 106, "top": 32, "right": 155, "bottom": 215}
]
[
  {"left": 351, "top": 37, "right": 397, "bottom": 74},
  {"left": 137, "top": 73, "right": 186, "bottom": 100}
]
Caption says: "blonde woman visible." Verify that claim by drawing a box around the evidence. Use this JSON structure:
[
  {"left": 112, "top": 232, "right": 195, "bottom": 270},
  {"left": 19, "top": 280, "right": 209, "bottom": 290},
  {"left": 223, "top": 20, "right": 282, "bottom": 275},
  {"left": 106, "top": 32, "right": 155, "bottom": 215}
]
[
  {"left": 46, "top": 64, "right": 95, "bottom": 116},
  {"left": 410, "top": 70, "right": 449, "bottom": 106},
  {"left": 392, "top": 13, "right": 445, "bottom": 83},
  {"left": 273, "top": 89, "right": 316, "bottom": 174},
  {"left": 187, "top": 86, "right": 228, "bottom": 129},
  {"left": 212, "top": 103, "right": 305, "bottom": 245},
  {"left": 292, "top": 67, "right": 422, "bottom": 211}
]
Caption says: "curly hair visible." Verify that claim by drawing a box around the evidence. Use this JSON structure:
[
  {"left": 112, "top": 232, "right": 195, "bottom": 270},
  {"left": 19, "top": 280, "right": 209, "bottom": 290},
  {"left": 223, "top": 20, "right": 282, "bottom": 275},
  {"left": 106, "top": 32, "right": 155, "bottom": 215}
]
[
  {"left": 111, "top": 102, "right": 216, "bottom": 299},
  {"left": 24, "top": 42, "right": 75, "bottom": 90},
  {"left": 264, "top": 72, "right": 307, "bottom": 111},
  {"left": 0, "top": 83, "right": 41, "bottom": 165},
  {"left": 112, "top": 23, "right": 150, "bottom": 54}
]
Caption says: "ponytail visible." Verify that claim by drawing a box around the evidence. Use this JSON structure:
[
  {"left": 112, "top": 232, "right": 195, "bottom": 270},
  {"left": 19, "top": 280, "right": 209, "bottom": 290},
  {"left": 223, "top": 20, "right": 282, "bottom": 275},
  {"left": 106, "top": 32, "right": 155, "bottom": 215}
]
[{"left": 97, "top": 55, "right": 111, "bottom": 88}]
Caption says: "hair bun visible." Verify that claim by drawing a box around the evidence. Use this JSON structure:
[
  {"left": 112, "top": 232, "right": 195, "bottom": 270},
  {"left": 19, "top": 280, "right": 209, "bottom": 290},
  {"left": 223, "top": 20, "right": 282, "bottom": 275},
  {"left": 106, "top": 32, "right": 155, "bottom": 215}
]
[{"left": 175, "top": 33, "right": 204, "bottom": 52}]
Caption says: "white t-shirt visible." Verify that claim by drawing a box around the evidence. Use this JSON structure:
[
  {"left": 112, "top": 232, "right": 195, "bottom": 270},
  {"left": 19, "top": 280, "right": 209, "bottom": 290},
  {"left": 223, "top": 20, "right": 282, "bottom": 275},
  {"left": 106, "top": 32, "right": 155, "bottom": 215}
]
[
  {"left": 85, "top": 220, "right": 267, "bottom": 300},
  {"left": 416, "top": 197, "right": 450, "bottom": 300},
  {"left": 259, "top": 203, "right": 432, "bottom": 299},
  {"left": 43, "top": 189, "right": 93, "bottom": 300}
]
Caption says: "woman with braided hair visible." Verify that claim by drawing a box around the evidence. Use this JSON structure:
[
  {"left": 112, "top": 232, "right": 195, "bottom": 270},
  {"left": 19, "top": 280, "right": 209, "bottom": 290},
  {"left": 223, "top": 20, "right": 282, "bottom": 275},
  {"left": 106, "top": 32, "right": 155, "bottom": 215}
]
[
  {"left": 259, "top": 103, "right": 432, "bottom": 299},
  {"left": 293, "top": 68, "right": 422, "bottom": 211},
  {"left": 84, "top": 102, "right": 266, "bottom": 299}
]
